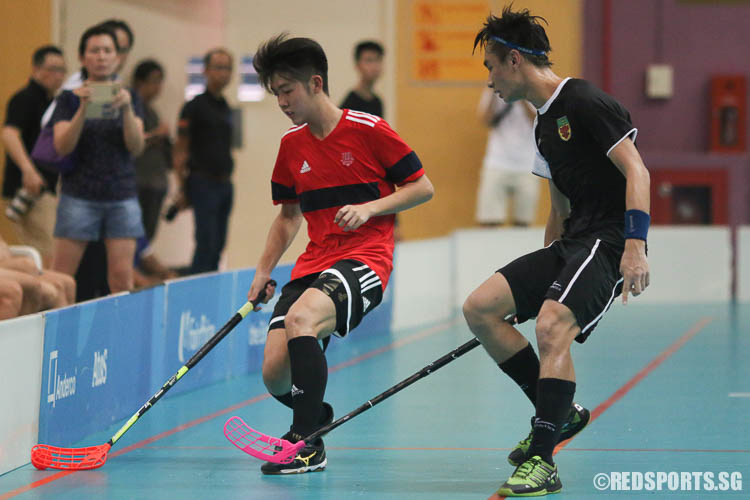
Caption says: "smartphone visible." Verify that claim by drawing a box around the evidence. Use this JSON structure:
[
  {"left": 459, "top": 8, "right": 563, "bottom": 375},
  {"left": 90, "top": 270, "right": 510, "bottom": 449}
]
[{"left": 85, "top": 82, "right": 121, "bottom": 119}]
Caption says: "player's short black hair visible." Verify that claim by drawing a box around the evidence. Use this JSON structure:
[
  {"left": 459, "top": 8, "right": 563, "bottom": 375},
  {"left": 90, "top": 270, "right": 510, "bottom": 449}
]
[
  {"left": 473, "top": 6, "right": 552, "bottom": 67},
  {"left": 203, "top": 48, "right": 233, "bottom": 68},
  {"left": 254, "top": 34, "right": 330, "bottom": 95},
  {"left": 133, "top": 59, "right": 164, "bottom": 83},
  {"left": 354, "top": 40, "right": 384, "bottom": 61},
  {"left": 32, "top": 45, "right": 62, "bottom": 67},
  {"left": 78, "top": 24, "right": 119, "bottom": 58},
  {"left": 101, "top": 19, "right": 134, "bottom": 50}
]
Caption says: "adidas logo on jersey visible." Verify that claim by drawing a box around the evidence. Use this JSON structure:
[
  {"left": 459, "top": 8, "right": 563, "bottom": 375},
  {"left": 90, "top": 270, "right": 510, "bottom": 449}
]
[
  {"left": 345, "top": 110, "right": 380, "bottom": 127},
  {"left": 291, "top": 384, "right": 304, "bottom": 397},
  {"left": 300, "top": 161, "right": 311, "bottom": 173},
  {"left": 362, "top": 296, "right": 371, "bottom": 313}
]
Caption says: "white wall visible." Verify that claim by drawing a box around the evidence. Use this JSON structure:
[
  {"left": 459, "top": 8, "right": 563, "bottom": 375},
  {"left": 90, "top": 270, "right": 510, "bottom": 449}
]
[
  {"left": 392, "top": 236, "right": 453, "bottom": 330},
  {"left": 645, "top": 226, "right": 731, "bottom": 302},
  {"left": 454, "top": 228, "right": 546, "bottom": 310},
  {"left": 455, "top": 226, "right": 731, "bottom": 305},
  {"left": 739, "top": 226, "right": 750, "bottom": 302},
  {"left": 391, "top": 226, "right": 735, "bottom": 324},
  {"left": 0, "top": 314, "right": 45, "bottom": 474}
]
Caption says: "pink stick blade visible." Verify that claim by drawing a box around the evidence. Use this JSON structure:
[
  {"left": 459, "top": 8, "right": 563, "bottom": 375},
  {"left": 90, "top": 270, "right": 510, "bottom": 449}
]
[
  {"left": 223, "top": 416, "right": 305, "bottom": 464},
  {"left": 30, "top": 443, "right": 110, "bottom": 470}
]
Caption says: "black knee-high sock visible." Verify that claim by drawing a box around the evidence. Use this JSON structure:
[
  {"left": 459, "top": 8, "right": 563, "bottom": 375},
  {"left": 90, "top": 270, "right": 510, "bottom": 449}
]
[
  {"left": 272, "top": 391, "right": 294, "bottom": 409},
  {"left": 498, "top": 343, "right": 540, "bottom": 405},
  {"left": 287, "top": 336, "right": 328, "bottom": 436},
  {"left": 528, "top": 378, "right": 576, "bottom": 465},
  {"left": 272, "top": 392, "right": 331, "bottom": 427}
]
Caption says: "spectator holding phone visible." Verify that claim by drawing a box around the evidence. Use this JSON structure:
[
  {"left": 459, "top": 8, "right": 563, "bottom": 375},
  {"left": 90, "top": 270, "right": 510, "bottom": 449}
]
[{"left": 49, "top": 24, "right": 145, "bottom": 292}]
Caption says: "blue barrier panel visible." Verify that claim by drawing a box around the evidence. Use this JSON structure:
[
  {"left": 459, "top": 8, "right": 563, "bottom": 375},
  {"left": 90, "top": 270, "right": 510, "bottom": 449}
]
[
  {"left": 230, "top": 266, "right": 292, "bottom": 378},
  {"left": 159, "top": 273, "right": 237, "bottom": 397},
  {"left": 38, "top": 287, "right": 164, "bottom": 446},
  {"left": 37, "top": 265, "right": 394, "bottom": 447}
]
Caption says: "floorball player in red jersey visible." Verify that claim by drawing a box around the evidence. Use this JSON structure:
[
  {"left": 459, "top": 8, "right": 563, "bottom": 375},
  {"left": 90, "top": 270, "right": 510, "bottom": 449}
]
[{"left": 246, "top": 34, "right": 434, "bottom": 475}]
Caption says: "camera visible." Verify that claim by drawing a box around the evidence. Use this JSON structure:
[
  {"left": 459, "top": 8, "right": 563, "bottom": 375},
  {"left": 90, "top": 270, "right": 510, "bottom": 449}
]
[
  {"left": 164, "top": 203, "right": 180, "bottom": 222},
  {"left": 5, "top": 188, "right": 40, "bottom": 222}
]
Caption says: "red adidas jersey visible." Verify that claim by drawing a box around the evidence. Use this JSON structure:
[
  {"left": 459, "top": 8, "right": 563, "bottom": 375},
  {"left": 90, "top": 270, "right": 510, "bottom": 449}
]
[{"left": 271, "top": 109, "right": 424, "bottom": 288}]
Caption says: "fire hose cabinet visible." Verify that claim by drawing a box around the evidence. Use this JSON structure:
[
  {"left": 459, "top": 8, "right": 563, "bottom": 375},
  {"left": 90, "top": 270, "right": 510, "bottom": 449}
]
[{"left": 710, "top": 75, "right": 746, "bottom": 153}]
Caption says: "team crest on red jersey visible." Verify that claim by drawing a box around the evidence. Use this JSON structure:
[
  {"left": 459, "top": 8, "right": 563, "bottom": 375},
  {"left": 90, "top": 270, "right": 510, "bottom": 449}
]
[
  {"left": 556, "top": 116, "right": 571, "bottom": 141},
  {"left": 341, "top": 152, "right": 354, "bottom": 166}
]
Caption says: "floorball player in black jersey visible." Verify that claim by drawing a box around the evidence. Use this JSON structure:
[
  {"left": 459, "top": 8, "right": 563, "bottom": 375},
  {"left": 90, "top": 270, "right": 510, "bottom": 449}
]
[{"left": 464, "top": 7, "right": 651, "bottom": 497}]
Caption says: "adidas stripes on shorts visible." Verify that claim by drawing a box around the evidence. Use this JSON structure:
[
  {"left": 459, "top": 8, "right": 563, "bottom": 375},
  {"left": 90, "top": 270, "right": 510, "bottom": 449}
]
[{"left": 268, "top": 259, "right": 384, "bottom": 338}]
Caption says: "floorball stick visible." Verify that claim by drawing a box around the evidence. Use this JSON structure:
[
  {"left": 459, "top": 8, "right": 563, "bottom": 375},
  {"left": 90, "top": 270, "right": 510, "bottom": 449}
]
[
  {"left": 224, "top": 336, "right": 482, "bottom": 464},
  {"left": 31, "top": 280, "right": 276, "bottom": 471}
]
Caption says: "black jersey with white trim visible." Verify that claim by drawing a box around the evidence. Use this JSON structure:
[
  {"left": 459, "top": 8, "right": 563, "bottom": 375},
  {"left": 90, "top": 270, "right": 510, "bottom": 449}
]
[{"left": 533, "top": 78, "right": 637, "bottom": 245}]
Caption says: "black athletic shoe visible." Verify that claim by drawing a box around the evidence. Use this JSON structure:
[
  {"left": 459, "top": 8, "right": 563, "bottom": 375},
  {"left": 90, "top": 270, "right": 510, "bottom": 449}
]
[
  {"left": 260, "top": 402, "right": 333, "bottom": 475},
  {"left": 260, "top": 431, "right": 327, "bottom": 475},
  {"left": 507, "top": 403, "right": 590, "bottom": 467}
]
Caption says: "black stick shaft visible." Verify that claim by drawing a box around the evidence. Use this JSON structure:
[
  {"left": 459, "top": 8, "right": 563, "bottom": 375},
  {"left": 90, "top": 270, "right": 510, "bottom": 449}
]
[
  {"left": 304, "top": 337, "right": 481, "bottom": 443},
  {"left": 108, "top": 280, "right": 275, "bottom": 446}
]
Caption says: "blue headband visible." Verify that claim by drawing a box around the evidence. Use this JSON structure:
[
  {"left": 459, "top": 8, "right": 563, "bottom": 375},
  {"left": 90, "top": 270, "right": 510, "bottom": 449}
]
[{"left": 489, "top": 35, "right": 547, "bottom": 57}]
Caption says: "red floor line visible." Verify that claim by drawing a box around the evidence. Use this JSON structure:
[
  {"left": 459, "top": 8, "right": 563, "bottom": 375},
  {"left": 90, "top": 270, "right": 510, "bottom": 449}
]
[
  {"left": 319, "top": 446, "right": 747, "bottom": 453},
  {"left": 3, "top": 318, "right": 456, "bottom": 498},
  {"left": 110, "top": 393, "right": 271, "bottom": 459},
  {"left": 583, "top": 316, "right": 714, "bottom": 425},
  {"left": 326, "top": 322, "right": 455, "bottom": 373},
  {"left": 489, "top": 316, "right": 714, "bottom": 500},
  {"left": 139, "top": 445, "right": 750, "bottom": 453},
  {"left": 0, "top": 471, "right": 75, "bottom": 500},
  {"left": 564, "top": 448, "right": 750, "bottom": 453}
]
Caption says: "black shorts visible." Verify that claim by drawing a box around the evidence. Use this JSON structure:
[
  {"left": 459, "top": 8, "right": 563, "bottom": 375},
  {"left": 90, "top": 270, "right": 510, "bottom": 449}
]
[
  {"left": 269, "top": 259, "right": 384, "bottom": 338},
  {"left": 498, "top": 236, "right": 624, "bottom": 343}
]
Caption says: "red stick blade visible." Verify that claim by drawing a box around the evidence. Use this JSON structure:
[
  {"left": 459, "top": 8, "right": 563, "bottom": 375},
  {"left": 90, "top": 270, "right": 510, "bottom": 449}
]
[
  {"left": 31, "top": 443, "right": 111, "bottom": 470},
  {"left": 223, "top": 416, "right": 304, "bottom": 464}
]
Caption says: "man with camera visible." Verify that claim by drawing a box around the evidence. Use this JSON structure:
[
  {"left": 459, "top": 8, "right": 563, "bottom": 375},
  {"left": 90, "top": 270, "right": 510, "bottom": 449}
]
[{"left": 2, "top": 45, "right": 67, "bottom": 266}]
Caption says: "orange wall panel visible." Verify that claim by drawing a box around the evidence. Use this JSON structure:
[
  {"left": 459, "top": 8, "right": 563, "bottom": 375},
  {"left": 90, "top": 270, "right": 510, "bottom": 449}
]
[
  {"left": 396, "top": 0, "right": 582, "bottom": 239},
  {"left": 0, "top": 0, "right": 52, "bottom": 243}
]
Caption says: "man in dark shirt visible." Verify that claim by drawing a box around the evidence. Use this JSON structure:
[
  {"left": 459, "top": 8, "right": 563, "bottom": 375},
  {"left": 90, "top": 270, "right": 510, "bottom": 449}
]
[
  {"left": 463, "top": 8, "right": 650, "bottom": 497},
  {"left": 174, "top": 48, "right": 234, "bottom": 274},
  {"left": 339, "top": 40, "right": 384, "bottom": 118},
  {"left": 1, "top": 45, "right": 66, "bottom": 265},
  {"left": 339, "top": 41, "right": 406, "bottom": 240}
]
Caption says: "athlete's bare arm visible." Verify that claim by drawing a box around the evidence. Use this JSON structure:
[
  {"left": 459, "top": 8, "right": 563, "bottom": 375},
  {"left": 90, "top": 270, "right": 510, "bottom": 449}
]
[
  {"left": 334, "top": 174, "right": 434, "bottom": 232},
  {"left": 544, "top": 179, "right": 570, "bottom": 247},
  {"left": 247, "top": 203, "right": 303, "bottom": 306},
  {"left": 609, "top": 137, "right": 650, "bottom": 304}
]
